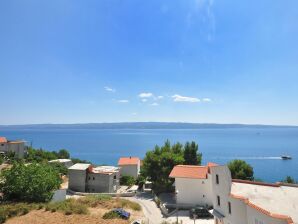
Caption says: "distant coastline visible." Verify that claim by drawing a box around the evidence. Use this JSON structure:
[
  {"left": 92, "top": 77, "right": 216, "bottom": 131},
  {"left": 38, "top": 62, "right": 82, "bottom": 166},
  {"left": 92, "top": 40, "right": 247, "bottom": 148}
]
[{"left": 0, "top": 122, "right": 297, "bottom": 129}]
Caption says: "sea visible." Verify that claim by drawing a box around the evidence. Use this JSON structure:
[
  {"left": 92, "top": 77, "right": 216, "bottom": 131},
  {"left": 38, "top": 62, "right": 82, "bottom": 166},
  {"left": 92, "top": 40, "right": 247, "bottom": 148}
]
[{"left": 0, "top": 127, "right": 298, "bottom": 183}]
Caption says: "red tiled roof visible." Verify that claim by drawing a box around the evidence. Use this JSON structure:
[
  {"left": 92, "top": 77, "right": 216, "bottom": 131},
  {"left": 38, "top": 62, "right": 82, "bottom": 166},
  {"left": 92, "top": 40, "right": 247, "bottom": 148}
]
[
  {"left": 232, "top": 179, "right": 280, "bottom": 187},
  {"left": 0, "top": 137, "right": 7, "bottom": 143},
  {"left": 118, "top": 157, "right": 140, "bottom": 165},
  {"left": 169, "top": 165, "right": 209, "bottom": 179},
  {"left": 207, "top": 162, "right": 218, "bottom": 167}
]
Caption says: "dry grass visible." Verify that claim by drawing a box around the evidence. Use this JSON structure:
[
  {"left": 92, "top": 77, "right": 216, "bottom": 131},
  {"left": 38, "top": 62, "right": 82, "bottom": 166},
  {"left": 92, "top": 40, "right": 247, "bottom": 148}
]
[
  {"left": 5, "top": 210, "right": 129, "bottom": 224},
  {"left": 3, "top": 195, "right": 143, "bottom": 224}
]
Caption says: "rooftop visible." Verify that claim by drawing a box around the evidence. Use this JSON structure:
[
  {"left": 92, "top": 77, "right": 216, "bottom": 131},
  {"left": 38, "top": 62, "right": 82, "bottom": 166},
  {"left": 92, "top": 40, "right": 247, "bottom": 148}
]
[
  {"left": 0, "top": 137, "right": 25, "bottom": 144},
  {"left": 169, "top": 165, "right": 209, "bottom": 179},
  {"left": 231, "top": 181, "right": 298, "bottom": 223},
  {"left": 0, "top": 137, "right": 7, "bottom": 143},
  {"left": 68, "top": 163, "right": 91, "bottom": 170},
  {"left": 118, "top": 157, "right": 140, "bottom": 165},
  {"left": 91, "top": 166, "right": 120, "bottom": 174},
  {"left": 49, "top": 159, "right": 72, "bottom": 163}
]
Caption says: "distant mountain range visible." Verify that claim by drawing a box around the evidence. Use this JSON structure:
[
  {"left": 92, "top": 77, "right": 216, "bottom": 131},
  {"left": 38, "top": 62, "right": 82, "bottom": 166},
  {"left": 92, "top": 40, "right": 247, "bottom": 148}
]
[{"left": 0, "top": 122, "right": 297, "bottom": 129}]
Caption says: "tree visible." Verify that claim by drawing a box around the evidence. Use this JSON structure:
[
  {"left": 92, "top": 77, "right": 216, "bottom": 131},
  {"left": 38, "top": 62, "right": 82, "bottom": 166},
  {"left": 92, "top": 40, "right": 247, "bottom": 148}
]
[
  {"left": 120, "top": 175, "right": 135, "bottom": 186},
  {"left": 48, "top": 162, "right": 68, "bottom": 175},
  {"left": 0, "top": 162, "right": 62, "bottom": 202},
  {"left": 282, "top": 176, "right": 296, "bottom": 184},
  {"left": 228, "top": 160, "right": 254, "bottom": 180},
  {"left": 57, "top": 149, "right": 70, "bottom": 159},
  {"left": 183, "top": 141, "right": 202, "bottom": 165},
  {"left": 141, "top": 140, "right": 185, "bottom": 192}
]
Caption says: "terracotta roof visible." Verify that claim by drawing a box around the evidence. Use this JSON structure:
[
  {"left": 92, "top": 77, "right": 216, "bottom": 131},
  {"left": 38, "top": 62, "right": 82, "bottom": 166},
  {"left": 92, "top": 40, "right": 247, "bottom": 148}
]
[
  {"left": 230, "top": 193, "right": 294, "bottom": 224},
  {"left": 207, "top": 162, "right": 218, "bottom": 167},
  {"left": 0, "top": 137, "right": 7, "bottom": 143},
  {"left": 118, "top": 157, "right": 140, "bottom": 165},
  {"left": 169, "top": 165, "right": 208, "bottom": 179},
  {"left": 232, "top": 179, "right": 280, "bottom": 187}
]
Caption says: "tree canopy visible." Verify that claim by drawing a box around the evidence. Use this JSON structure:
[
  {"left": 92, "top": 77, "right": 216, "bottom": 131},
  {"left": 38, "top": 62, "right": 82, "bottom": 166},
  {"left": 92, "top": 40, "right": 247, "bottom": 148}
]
[
  {"left": 0, "top": 163, "right": 62, "bottom": 202},
  {"left": 183, "top": 141, "right": 202, "bottom": 165},
  {"left": 282, "top": 176, "right": 297, "bottom": 184},
  {"left": 141, "top": 140, "right": 202, "bottom": 192},
  {"left": 228, "top": 159, "right": 254, "bottom": 180}
]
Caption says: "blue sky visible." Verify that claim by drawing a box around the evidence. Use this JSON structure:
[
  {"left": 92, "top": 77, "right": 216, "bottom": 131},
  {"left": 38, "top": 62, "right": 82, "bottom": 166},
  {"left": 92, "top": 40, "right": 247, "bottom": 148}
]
[{"left": 0, "top": 0, "right": 298, "bottom": 125}]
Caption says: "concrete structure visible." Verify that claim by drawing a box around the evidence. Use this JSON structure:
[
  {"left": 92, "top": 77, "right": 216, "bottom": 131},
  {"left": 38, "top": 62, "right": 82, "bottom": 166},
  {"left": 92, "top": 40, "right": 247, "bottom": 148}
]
[
  {"left": 49, "top": 159, "right": 73, "bottom": 168},
  {"left": 0, "top": 137, "right": 27, "bottom": 158},
  {"left": 209, "top": 165, "right": 298, "bottom": 224},
  {"left": 118, "top": 157, "right": 141, "bottom": 178},
  {"left": 68, "top": 163, "right": 120, "bottom": 193},
  {"left": 169, "top": 163, "right": 218, "bottom": 207}
]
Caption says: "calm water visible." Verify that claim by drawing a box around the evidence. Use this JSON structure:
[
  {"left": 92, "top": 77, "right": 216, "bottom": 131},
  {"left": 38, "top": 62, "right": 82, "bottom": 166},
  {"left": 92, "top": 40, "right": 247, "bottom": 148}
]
[{"left": 1, "top": 127, "right": 298, "bottom": 182}]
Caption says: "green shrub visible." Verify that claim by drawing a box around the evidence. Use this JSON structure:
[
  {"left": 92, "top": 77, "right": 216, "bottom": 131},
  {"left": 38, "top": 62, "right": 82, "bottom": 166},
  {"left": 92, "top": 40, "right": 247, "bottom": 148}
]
[
  {"left": 0, "top": 162, "right": 61, "bottom": 202},
  {"left": 77, "top": 194, "right": 112, "bottom": 207},
  {"left": 102, "top": 211, "right": 121, "bottom": 219},
  {"left": 0, "top": 213, "right": 6, "bottom": 224},
  {"left": 120, "top": 175, "right": 135, "bottom": 186},
  {"left": 21, "top": 208, "right": 29, "bottom": 215},
  {"left": 51, "top": 208, "right": 56, "bottom": 213},
  {"left": 64, "top": 210, "right": 72, "bottom": 215},
  {"left": 46, "top": 199, "right": 88, "bottom": 215},
  {"left": 117, "top": 199, "right": 141, "bottom": 211}
]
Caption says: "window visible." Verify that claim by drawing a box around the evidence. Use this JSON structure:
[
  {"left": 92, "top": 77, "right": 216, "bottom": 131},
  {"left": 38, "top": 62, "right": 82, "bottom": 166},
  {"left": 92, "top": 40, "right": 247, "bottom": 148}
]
[
  {"left": 228, "top": 202, "right": 231, "bottom": 214},
  {"left": 93, "top": 177, "right": 95, "bottom": 180},
  {"left": 216, "top": 174, "right": 219, "bottom": 184},
  {"left": 217, "top": 196, "right": 220, "bottom": 206},
  {"left": 114, "top": 175, "right": 116, "bottom": 179},
  {"left": 88, "top": 177, "right": 91, "bottom": 180},
  {"left": 202, "top": 181, "right": 205, "bottom": 184},
  {"left": 203, "top": 194, "right": 205, "bottom": 198}
]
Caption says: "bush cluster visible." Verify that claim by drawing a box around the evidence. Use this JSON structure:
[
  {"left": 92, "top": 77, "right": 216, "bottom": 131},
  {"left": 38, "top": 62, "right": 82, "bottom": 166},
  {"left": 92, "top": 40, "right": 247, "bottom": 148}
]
[
  {"left": 0, "top": 162, "right": 61, "bottom": 202},
  {"left": 120, "top": 175, "right": 136, "bottom": 186},
  {"left": 102, "top": 210, "right": 121, "bottom": 219},
  {"left": 0, "top": 203, "right": 43, "bottom": 224},
  {"left": 45, "top": 199, "right": 88, "bottom": 215}
]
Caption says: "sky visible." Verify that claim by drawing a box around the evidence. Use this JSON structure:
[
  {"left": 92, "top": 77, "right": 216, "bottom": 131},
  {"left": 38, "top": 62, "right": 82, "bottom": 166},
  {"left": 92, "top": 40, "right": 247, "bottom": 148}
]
[{"left": 0, "top": 0, "right": 298, "bottom": 125}]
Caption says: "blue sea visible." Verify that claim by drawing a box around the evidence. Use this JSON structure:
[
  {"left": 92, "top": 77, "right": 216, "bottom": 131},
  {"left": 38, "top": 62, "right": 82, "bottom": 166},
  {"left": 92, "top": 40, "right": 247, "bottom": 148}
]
[{"left": 1, "top": 127, "right": 298, "bottom": 183}]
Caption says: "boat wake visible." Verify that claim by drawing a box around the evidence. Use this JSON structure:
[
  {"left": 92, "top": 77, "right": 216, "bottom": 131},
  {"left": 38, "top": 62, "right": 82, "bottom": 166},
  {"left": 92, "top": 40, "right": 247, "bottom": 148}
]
[{"left": 214, "top": 156, "right": 283, "bottom": 160}]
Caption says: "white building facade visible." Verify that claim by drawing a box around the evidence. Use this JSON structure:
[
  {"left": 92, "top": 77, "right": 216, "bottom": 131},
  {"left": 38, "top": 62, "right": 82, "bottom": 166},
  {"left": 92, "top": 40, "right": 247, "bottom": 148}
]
[
  {"left": 209, "top": 165, "right": 297, "bottom": 224},
  {"left": 0, "top": 137, "right": 27, "bottom": 158},
  {"left": 169, "top": 163, "right": 218, "bottom": 207}
]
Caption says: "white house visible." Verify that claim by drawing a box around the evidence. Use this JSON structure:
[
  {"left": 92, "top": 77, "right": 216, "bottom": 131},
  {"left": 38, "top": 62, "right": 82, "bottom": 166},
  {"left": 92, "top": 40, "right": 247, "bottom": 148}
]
[
  {"left": 169, "top": 163, "right": 218, "bottom": 207},
  {"left": 118, "top": 157, "right": 141, "bottom": 178},
  {"left": 49, "top": 159, "right": 73, "bottom": 168},
  {"left": 209, "top": 165, "right": 298, "bottom": 224},
  {"left": 0, "top": 137, "right": 27, "bottom": 158}
]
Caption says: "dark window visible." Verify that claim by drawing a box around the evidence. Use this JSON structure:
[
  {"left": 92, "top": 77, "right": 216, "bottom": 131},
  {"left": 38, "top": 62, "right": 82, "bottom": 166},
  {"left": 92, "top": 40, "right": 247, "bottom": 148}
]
[
  {"left": 88, "top": 177, "right": 90, "bottom": 180},
  {"left": 114, "top": 175, "right": 116, "bottom": 179},
  {"left": 217, "top": 196, "right": 220, "bottom": 206},
  {"left": 228, "top": 202, "right": 231, "bottom": 214},
  {"left": 1, "top": 144, "right": 4, "bottom": 146},
  {"left": 93, "top": 177, "right": 95, "bottom": 180},
  {"left": 216, "top": 174, "right": 219, "bottom": 184},
  {"left": 203, "top": 195, "right": 205, "bottom": 198}
]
